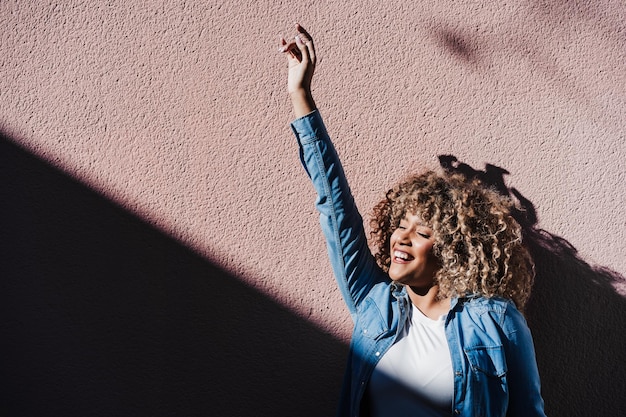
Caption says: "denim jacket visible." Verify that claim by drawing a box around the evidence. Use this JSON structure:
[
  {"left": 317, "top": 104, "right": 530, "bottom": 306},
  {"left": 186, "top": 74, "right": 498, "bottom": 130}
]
[{"left": 291, "top": 110, "right": 546, "bottom": 417}]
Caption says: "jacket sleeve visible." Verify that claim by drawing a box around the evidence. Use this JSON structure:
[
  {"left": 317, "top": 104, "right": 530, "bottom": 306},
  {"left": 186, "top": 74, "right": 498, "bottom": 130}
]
[
  {"left": 290, "top": 110, "right": 388, "bottom": 318},
  {"left": 502, "top": 305, "right": 547, "bottom": 417}
]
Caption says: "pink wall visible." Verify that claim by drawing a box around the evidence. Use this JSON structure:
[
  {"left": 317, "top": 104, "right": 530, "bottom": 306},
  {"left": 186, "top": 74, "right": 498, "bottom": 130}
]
[{"left": 2, "top": 1, "right": 625, "bottom": 416}]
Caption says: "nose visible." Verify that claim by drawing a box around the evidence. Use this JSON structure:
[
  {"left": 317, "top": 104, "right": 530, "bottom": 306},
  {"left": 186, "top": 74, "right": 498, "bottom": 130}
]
[{"left": 394, "top": 228, "right": 412, "bottom": 245}]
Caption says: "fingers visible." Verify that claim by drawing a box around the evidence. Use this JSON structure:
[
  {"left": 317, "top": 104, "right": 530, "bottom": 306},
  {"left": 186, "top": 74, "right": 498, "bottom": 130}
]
[
  {"left": 278, "top": 36, "right": 291, "bottom": 53},
  {"left": 296, "top": 24, "right": 313, "bottom": 45},
  {"left": 295, "top": 24, "right": 316, "bottom": 64},
  {"left": 294, "top": 34, "right": 310, "bottom": 64},
  {"left": 279, "top": 36, "right": 302, "bottom": 61},
  {"left": 278, "top": 24, "right": 316, "bottom": 65}
]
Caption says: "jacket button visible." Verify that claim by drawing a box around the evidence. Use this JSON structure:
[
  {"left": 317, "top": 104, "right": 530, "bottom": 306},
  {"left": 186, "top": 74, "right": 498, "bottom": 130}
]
[
  {"left": 375, "top": 351, "right": 380, "bottom": 357},
  {"left": 454, "top": 409, "right": 460, "bottom": 415}
]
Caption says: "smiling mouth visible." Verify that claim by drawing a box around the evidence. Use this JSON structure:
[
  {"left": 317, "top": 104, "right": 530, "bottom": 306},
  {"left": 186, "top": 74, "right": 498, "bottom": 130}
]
[{"left": 393, "top": 250, "right": 414, "bottom": 262}]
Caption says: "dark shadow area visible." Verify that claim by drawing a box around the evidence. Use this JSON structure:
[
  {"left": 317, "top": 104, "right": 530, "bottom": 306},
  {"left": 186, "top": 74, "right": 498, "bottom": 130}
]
[
  {"left": 432, "top": 27, "right": 478, "bottom": 65},
  {"left": 439, "top": 155, "right": 626, "bottom": 417},
  {"left": 0, "top": 132, "right": 347, "bottom": 417}
]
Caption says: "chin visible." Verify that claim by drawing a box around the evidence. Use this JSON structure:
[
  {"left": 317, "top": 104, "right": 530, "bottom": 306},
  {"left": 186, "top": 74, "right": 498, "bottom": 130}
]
[{"left": 388, "top": 273, "right": 408, "bottom": 285}]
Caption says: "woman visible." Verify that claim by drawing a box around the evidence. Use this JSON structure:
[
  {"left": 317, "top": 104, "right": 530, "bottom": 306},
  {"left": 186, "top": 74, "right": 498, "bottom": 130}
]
[{"left": 280, "top": 25, "right": 546, "bottom": 417}]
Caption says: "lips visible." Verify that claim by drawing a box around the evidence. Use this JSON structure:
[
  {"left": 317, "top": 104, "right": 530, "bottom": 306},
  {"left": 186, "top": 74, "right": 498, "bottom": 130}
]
[{"left": 393, "top": 250, "right": 414, "bottom": 262}]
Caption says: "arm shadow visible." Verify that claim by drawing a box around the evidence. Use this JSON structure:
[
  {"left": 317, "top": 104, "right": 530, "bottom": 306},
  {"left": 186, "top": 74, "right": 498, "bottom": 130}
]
[
  {"left": 0, "top": 132, "right": 347, "bottom": 417},
  {"left": 439, "top": 155, "right": 626, "bottom": 417}
]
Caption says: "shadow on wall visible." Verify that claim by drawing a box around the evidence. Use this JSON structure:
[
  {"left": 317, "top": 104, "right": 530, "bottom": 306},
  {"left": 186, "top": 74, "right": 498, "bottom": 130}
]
[
  {"left": 439, "top": 155, "right": 626, "bottom": 417},
  {"left": 0, "top": 133, "right": 347, "bottom": 417}
]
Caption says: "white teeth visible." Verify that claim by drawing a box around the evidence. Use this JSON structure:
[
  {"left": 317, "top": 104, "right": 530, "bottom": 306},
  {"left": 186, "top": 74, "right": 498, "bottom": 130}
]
[{"left": 394, "top": 250, "right": 411, "bottom": 260}]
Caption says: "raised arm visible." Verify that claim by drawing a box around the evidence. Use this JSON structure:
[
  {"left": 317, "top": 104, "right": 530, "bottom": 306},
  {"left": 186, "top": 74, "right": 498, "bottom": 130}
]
[{"left": 280, "top": 25, "right": 388, "bottom": 316}]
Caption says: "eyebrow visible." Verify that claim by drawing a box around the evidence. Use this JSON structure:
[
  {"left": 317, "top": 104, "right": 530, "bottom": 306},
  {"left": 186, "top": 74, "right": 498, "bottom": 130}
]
[{"left": 400, "top": 217, "right": 431, "bottom": 229}]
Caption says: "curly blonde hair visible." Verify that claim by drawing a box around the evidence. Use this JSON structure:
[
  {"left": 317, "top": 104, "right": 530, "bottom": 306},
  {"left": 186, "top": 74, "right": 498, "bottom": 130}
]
[{"left": 370, "top": 170, "right": 534, "bottom": 310}]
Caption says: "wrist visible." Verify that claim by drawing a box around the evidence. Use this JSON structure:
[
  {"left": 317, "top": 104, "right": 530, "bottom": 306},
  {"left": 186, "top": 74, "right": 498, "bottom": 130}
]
[
  {"left": 288, "top": 88, "right": 311, "bottom": 100},
  {"left": 289, "top": 89, "right": 316, "bottom": 118}
]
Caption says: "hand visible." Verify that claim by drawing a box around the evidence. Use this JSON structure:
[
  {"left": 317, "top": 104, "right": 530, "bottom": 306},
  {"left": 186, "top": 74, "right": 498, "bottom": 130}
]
[{"left": 279, "top": 24, "right": 317, "bottom": 117}]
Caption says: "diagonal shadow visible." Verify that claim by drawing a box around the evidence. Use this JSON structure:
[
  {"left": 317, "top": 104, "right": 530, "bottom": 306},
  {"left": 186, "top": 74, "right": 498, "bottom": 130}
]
[
  {"left": 0, "top": 132, "right": 347, "bottom": 417},
  {"left": 439, "top": 155, "right": 626, "bottom": 417}
]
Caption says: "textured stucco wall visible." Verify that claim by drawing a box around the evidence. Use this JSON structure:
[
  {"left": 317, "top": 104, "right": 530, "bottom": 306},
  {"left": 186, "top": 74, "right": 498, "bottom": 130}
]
[{"left": 2, "top": 1, "right": 625, "bottom": 416}]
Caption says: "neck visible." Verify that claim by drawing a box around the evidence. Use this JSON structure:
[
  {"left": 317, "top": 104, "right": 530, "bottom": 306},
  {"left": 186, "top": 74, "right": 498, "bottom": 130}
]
[{"left": 407, "top": 285, "right": 450, "bottom": 320}]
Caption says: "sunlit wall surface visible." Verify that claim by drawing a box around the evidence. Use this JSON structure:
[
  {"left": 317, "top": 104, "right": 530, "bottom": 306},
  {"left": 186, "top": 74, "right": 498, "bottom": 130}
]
[{"left": 2, "top": 1, "right": 625, "bottom": 416}]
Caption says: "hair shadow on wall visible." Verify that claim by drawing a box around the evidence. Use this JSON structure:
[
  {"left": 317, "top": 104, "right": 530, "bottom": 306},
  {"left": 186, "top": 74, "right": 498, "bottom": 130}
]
[
  {"left": 431, "top": 26, "right": 479, "bottom": 66},
  {"left": 439, "top": 155, "right": 626, "bottom": 417},
  {"left": 0, "top": 132, "right": 347, "bottom": 417}
]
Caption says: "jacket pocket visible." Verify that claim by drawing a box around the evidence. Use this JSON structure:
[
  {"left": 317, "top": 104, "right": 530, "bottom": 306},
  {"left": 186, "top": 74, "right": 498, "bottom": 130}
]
[
  {"left": 464, "top": 345, "right": 508, "bottom": 417},
  {"left": 357, "top": 298, "right": 391, "bottom": 341},
  {"left": 465, "top": 345, "right": 507, "bottom": 377}
]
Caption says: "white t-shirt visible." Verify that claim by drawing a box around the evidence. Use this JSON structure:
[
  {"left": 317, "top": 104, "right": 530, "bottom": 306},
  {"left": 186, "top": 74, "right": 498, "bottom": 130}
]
[{"left": 366, "top": 305, "right": 454, "bottom": 417}]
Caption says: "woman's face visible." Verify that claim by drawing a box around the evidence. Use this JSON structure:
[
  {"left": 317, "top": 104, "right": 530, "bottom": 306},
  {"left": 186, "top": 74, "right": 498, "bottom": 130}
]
[{"left": 388, "top": 213, "right": 440, "bottom": 289}]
